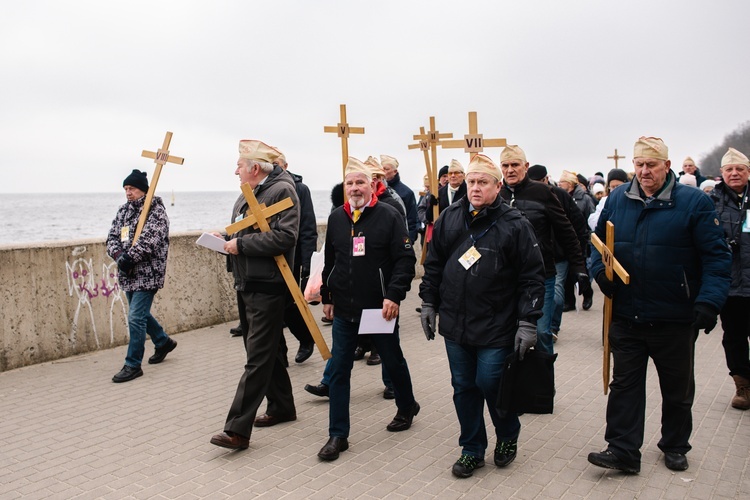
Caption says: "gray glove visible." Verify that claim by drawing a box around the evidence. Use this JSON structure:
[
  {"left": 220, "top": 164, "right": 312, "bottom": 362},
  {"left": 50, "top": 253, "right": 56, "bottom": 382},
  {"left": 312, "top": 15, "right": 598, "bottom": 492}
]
[
  {"left": 420, "top": 303, "right": 437, "bottom": 341},
  {"left": 514, "top": 320, "right": 537, "bottom": 360}
]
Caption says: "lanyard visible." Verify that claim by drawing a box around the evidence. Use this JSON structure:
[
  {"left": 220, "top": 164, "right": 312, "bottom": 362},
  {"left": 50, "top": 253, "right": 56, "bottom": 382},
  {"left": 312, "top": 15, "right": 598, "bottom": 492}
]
[{"left": 470, "top": 220, "right": 498, "bottom": 245}]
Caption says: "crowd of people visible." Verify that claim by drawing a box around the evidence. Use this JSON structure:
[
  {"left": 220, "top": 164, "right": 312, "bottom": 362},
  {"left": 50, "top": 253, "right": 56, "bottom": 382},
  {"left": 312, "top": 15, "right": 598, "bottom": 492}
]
[{"left": 106, "top": 136, "right": 750, "bottom": 479}]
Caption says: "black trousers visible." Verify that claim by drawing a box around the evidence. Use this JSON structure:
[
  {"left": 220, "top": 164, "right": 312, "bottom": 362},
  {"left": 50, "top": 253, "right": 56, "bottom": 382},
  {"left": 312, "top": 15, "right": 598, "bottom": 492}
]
[
  {"left": 720, "top": 296, "right": 750, "bottom": 380},
  {"left": 225, "top": 291, "right": 295, "bottom": 439},
  {"left": 604, "top": 319, "right": 696, "bottom": 466},
  {"left": 283, "top": 270, "right": 314, "bottom": 346}
]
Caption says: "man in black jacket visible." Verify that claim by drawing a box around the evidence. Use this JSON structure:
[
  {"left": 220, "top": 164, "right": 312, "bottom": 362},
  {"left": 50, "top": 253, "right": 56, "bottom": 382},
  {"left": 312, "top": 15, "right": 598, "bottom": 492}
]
[
  {"left": 419, "top": 154, "right": 546, "bottom": 478},
  {"left": 499, "top": 146, "right": 589, "bottom": 354},
  {"left": 381, "top": 154, "right": 419, "bottom": 242},
  {"left": 425, "top": 159, "right": 467, "bottom": 223},
  {"left": 316, "top": 157, "right": 419, "bottom": 462}
]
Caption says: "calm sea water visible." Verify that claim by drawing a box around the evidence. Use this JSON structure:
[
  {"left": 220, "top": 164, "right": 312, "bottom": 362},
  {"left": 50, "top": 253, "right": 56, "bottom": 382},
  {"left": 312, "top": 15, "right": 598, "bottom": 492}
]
[{"left": 0, "top": 190, "right": 334, "bottom": 245}]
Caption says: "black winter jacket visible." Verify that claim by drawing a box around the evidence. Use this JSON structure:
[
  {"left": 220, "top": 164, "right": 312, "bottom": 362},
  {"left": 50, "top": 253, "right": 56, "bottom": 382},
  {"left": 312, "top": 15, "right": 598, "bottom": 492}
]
[
  {"left": 289, "top": 171, "right": 318, "bottom": 277},
  {"left": 419, "top": 196, "right": 546, "bottom": 347},
  {"left": 710, "top": 182, "right": 750, "bottom": 298},
  {"left": 500, "top": 177, "right": 586, "bottom": 278},
  {"left": 321, "top": 198, "right": 416, "bottom": 322}
]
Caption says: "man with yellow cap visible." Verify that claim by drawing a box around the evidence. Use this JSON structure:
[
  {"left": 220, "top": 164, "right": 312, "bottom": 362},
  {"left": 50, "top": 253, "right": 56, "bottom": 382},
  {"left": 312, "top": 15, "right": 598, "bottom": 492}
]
[
  {"left": 679, "top": 156, "right": 707, "bottom": 187},
  {"left": 709, "top": 147, "right": 750, "bottom": 410},
  {"left": 381, "top": 154, "right": 419, "bottom": 242},
  {"left": 588, "top": 137, "right": 730, "bottom": 474},
  {"left": 419, "top": 154, "right": 545, "bottom": 478},
  {"left": 210, "top": 140, "right": 300, "bottom": 451},
  {"left": 316, "top": 157, "right": 419, "bottom": 461},
  {"left": 499, "top": 145, "right": 590, "bottom": 355}
]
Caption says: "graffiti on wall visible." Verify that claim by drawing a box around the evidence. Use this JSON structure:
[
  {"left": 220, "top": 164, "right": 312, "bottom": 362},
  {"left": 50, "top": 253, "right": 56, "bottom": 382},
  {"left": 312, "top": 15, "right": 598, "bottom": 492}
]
[{"left": 65, "top": 246, "right": 128, "bottom": 348}]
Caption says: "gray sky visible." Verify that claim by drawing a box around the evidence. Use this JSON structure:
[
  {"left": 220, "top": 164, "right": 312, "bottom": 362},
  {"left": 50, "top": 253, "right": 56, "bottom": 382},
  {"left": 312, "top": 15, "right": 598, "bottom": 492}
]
[{"left": 2, "top": 0, "right": 748, "bottom": 194}]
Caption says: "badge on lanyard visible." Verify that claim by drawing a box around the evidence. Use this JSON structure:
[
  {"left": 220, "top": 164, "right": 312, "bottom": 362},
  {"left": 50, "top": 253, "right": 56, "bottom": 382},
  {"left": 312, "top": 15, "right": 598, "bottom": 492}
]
[
  {"left": 743, "top": 210, "right": 750, "bottom": 232},
  {"left": 353, "top": 236, "right": 366, "bottom": 256},
  {"left": 458, "top": 245, "right": 482, "bottom": 270},
  {"left": 120, "top": 226, "right": 130, "bottom": 243}
]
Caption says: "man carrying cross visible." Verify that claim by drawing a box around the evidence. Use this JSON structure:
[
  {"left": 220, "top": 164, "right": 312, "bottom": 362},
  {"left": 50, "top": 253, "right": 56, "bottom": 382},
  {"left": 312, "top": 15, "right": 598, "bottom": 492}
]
[
  {"left": 107, "top": 169, "right": 177, "bottom": 383},
  {"left": 210, "top": 140, "right": 300, "bottom": 450},
  {"left": 587, "top": 136, "right": 730, "bottom": 474}
]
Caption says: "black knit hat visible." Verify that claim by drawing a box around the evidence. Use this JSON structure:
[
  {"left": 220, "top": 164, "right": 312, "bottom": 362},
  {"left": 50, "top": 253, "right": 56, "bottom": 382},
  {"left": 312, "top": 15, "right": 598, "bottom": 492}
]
[
  {"left": 123, "top": 169, "right": 149, "bottom": 193},
  {"left": 438, "top": 165, "right": 449, "bottom": 178},
  {"left": 606, "top": 168, "right": 629, "bottom": 186},
  {"left": 527, "top": 164, "right": 548, "bottom": 181}
]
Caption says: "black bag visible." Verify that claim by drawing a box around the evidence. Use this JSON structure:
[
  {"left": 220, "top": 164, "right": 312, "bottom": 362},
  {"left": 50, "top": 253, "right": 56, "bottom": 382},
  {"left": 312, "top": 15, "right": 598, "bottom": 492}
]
[{"left": 496, "top": 348, "right": 557, "bottom": 418}]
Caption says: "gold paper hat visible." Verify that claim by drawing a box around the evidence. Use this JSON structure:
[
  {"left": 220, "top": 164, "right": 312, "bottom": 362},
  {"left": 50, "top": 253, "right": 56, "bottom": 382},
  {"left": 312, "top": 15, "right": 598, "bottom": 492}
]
[
  {"left": 345, "top": 156, "right": 372, "bottom": 178},
  {"left": 721, "top": 147, "right": 750, "bottom": 167},
  {"left": 500, "top": 145, "right": 527, "bottom": 164},
  {"left": 380, "top": 154, "right": 399, "bottom": 168},
  {"left": 238, "top": 140, "right": 279, "bottom": 163},
  {"left": 448, "top": 159, "right": 464, "bottom": 173},
  {"left": 633, "top": 137, "right": 668, "bottom": 160},
  {"left": 683, "top": 156, "right": 696, "bottom": 166},
  {"left": 365, "top": 156, "right": 385, "bottom": 178},
  {"left": 560, "top": 170, "right": 579, "bottom": 184},
  {"left": 467, "top": 154, "right": 502, "bottom": 182}
]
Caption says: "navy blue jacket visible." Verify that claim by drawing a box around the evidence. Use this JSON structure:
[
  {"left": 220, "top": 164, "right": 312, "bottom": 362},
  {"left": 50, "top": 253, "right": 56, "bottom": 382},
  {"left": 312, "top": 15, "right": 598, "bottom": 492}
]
[
  {"left": 387, "top": 172, "right": 419, "bottom": 242},
  {"left": 591, "top": 171, "right": 730, "bottom": 323}
]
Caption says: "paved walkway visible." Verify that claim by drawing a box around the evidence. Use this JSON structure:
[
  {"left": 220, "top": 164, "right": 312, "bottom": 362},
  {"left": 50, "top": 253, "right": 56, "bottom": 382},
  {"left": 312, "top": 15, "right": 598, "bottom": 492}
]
[{"left": 1, "top": 286, "right": 748, "bottom": 499}]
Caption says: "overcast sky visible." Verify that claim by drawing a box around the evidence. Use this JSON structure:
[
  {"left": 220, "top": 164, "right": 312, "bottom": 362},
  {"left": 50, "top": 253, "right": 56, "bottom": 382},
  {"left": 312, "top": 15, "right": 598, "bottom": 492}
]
[{"left": 2, "top": 0, "right": 748, "bottom": 194}]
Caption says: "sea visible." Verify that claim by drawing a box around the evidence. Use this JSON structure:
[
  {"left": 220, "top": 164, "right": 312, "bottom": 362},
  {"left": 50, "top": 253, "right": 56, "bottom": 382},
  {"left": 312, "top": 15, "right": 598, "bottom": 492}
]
[{"left": 0, "top": 190, "right": 335, "bottom": 246}]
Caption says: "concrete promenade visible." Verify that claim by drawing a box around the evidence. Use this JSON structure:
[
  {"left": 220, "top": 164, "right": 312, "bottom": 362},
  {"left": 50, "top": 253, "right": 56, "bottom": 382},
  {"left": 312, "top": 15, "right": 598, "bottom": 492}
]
[{"left": 1, "top": 287, "right": 748, "bottom": 499}]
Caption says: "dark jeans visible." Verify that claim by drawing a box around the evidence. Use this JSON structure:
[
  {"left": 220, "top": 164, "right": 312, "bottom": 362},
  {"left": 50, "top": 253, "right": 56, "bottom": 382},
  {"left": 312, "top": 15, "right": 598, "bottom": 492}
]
[
  {"left": 124, "top": 290, "right": 170, "bottom": 368},
  {"left": 720, "top": 296, "right": 750, "bottom": 380},
  {"left": 444, "top": 339, "right": 519, "bottom": 459},
  {"left": 604, "top": 319, "right": 696, "bottom": 466},
  {"left": 536, "top": 276, "right": 556, "bottom": 354},
  {"left": 225, "top": 291, "right": 295, "bottom": 439},
  {"left": 328, "top": 317, "right": 415, "bottom": 438}
]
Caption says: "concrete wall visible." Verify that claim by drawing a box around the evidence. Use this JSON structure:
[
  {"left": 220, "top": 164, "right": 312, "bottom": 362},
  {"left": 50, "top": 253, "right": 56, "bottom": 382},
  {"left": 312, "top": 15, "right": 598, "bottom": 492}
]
[{"left": 0, "top": 224, "right": 423, "bottom": 373}]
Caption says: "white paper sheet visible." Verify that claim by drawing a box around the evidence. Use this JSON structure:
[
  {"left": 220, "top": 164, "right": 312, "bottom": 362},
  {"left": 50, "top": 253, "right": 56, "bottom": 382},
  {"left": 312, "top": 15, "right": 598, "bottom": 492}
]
[
  {"left": 358, "top": 309, "right": 396, "bottom": 334},
  {"left": 196, "top": 232, "right": 228, "bottom": 254}
]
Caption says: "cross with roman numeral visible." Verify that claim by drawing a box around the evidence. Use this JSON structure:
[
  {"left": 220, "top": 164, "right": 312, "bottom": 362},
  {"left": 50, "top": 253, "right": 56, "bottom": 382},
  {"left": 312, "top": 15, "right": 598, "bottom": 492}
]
[
  {"left": 440, "top": 111, "right": 507, "bottom": 160},
  {"left": 324, "top": 104, "right": 365, "bottom": 180},
  {"left": 132, "top": 131, "right": 185, "bottom": 245}
]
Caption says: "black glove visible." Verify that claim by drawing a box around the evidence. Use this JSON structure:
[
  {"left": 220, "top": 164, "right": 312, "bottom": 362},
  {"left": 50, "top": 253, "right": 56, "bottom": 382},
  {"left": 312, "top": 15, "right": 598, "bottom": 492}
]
[
  {"left": 693, "top": 303, "right": 718, "bottom": 334},
  {"left": 117, "top": 252, "right": 136, "bottom": 274},
  {"left": 577, "top": 272, "right": 592, "bottom": 296},
  {"left": 420, "top": 303, "right": 437, "bottom": 341},
  {"left": 594, "top": 271, "right": 615, "bottom": 298}
]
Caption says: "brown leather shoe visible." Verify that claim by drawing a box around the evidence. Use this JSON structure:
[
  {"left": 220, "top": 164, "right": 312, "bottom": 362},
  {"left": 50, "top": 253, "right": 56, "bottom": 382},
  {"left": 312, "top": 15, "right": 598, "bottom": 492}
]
[
  {"left": 210, "top": 431, "right": 249, "bottom": 450},
  {"left": 317, "top": 436, "right": 349, "bottom": 461},
  {"left": 254, "top": 413, "right": 297, "bottom": 427}
]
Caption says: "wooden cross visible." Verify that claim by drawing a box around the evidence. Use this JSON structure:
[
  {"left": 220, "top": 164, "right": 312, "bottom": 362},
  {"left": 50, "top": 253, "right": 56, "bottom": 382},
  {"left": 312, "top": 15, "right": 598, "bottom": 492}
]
[
  {"left": 133, "top": 131, "right": 184, "bottom": 245},
  {"left": 607, "top": 148, "right": 625, "bottom": 169},
  {"left": 227, "top": 183, "right": 331, "bottom": 360},
  {"left": 440, "top": 111, "right": 507, "bottom": 160},
  {"left": 591, "top": 221, "right": 630, "bottom": 395},
  {"left": 323, "top": 104, "right": 365, "bottom": 179},
  {"left": 408, "top": 125, "right": 437, "bottom": 220},
  {"left": 412, "top": 116, "right": 452, "bottom": 198}
]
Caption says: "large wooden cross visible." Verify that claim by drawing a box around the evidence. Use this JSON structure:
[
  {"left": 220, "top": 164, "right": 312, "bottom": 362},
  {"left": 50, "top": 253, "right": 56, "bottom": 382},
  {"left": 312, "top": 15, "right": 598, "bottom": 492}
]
[
  {"left": 408, "top": 125, "right": 437, "bottom": 223},
  {"left": 440, "top": 111, "right": 507, "bottom": 160},
  {"left": 607, "top": 148, "right": 625, "bottom": 169},
  {"left": 227, "top": 183, "right": 331, "bottom": 360},
  {"left": 591, "top": 221, "right": 630, "bottom": 395},
  {"left": 324, "top": 104, "right": 365, "bottom": 179},
  {"left": 133, "top": 131, "right": 184, "bottom": 245},
  {"left": 412, "top": 116, "right": 452, "bottom": 201}
]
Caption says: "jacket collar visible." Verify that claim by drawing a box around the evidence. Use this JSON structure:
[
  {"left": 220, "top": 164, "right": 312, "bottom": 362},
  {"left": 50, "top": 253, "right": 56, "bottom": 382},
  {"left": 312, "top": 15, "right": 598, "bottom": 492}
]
[
  {"left": 344, "top": 195, "right": 378, "bottom": 220},
  {"left": 626, "top": 170, "right": 676, "bottom": 203}
]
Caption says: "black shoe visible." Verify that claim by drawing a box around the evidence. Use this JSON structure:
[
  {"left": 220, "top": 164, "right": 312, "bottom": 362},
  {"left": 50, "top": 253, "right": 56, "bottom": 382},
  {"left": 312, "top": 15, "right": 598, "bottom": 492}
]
[
  {"left": 587, "top": 449, "right": 640, "bottom": 473},
  {"left": 321, "top": 316, "right": 333, "bottom": 325},
  {"left": 148, "top": 338, "right": 177, "bottom": 364},
  {"left": 317, "top": 437, "right": 348, "bottom": 461},
  {"left": 387, "top": 402, "right": 420, "bottom": 432},
  {"left": 664, "top": 452, "right": 688, "bottom": 471},
  {"left": 353, "top": 346, "right": 366, "bottom": 361},
  {"left": 415, "top": 307, "right": 422, "bottom": 313},
  {"left": 582, "top": 297, "right": 593, "bottom": 310},
  {"left": 295, "top": 342, "right": 314, "bottom": 363},
  {"left": 494, "top": 440, "right": 517, "bottom": 467},
  {"left": 366, "top": 353, "right": 381, "bottom": 365},
  {"left": 562, "top": 303, "right": 576, "bottom": 312},
  {"left": 452, "top": 454, "right": 485, "bottom": 478},
  {"left": 230, "top": 324, "right": 242, "bottom": 337},
  {"left": 383, "top": 387, "right": 395, "bottom": 400},
  {"left": 112, "top": 365, "right": 143, "bottom": 383},
  {"left": 304, "top": 383, "right": 329, "bottom": 398}
]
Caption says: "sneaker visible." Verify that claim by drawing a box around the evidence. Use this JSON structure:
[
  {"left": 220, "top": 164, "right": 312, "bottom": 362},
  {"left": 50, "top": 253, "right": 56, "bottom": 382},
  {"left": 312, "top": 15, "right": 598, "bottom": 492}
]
[
  {"left": 148, "top": 338, "right": 177, "bottom": 364},
  {"left": 587, "top": 449, "right": 640, "bottom": 474},
  {"left": 494, "top": 440, "right": 517, "bottom": 467},
  {"left": 112, "top": 365, "right": 143, "bottom": 383},
  {"left": 451, "top": 454, "right": 485, "bottom": 478}
]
